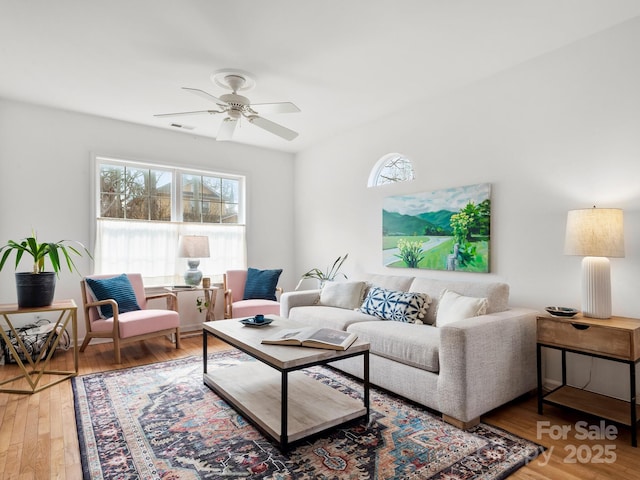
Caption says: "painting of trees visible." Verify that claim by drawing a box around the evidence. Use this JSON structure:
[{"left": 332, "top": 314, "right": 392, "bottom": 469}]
[{"left": 382, "top": 183, "right": 491, "bottom": 272}]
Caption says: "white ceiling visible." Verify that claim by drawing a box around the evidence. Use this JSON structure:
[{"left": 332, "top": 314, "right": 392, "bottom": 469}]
[{"left": 1, "top": 0, "right": 640, "bottom": 153}]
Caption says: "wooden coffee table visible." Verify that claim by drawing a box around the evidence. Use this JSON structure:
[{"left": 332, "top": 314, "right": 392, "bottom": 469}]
[{"left": 202, "top": 316, "right": 370, "bottom": 451}]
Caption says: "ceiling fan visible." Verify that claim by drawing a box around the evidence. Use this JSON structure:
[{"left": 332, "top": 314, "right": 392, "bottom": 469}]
[{"left": 154, "top": 70, "right": 300, "bottom": 141}]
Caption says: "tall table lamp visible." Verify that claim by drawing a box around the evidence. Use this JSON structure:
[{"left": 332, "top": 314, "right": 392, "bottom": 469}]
[
  {"left": 177, "top": 235, "right": 210, "bottom": 286},
  {"left": 564, "top": 207, "right": 625, "bottom": 319}
]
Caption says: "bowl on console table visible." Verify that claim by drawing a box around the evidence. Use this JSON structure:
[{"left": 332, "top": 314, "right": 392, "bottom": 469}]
[{"left": 545, "top": 306, "right": 579, "bottom": 318}]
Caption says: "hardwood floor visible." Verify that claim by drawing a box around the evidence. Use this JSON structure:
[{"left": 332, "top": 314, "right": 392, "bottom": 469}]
[
  {"left": 484, "top": 395, "right": 640, "bottom": 480},
  {"left": 1, "top": 335, "right": 638, "bottom": 479},
  {"left": 0, "top": 335, "right": 226, "bottom": 479}
]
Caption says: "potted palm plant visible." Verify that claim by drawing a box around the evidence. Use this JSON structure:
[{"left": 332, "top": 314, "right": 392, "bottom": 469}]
[{"left": 0, "top": 233, "right": 91, "bottom": 308}]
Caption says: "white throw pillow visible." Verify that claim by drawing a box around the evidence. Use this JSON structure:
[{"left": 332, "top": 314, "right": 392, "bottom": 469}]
[
  {"left": 436, "top": 289, "right": 488, "bottom": 326},
  {"left": 318, "top": 281, "right": 368, "bottom": 310}
]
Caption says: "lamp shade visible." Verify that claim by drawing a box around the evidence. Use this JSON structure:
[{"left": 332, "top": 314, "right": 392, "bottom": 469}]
[
  {"left": 564, "top": 208, "right": 625, "bottom": 258},
  {"left": 177, "top": 235, "right": 210, "bottom": 258},
  {"left": 563, "top": 207, "right": 624, "bottom": 319}
]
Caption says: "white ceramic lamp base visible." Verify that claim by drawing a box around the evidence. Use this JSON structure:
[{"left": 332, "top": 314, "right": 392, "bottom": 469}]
[
  {"left": 581, "top": 256, "right": 611, "bottom": 319},
  {"left": 184, "top": 259, "right": 203, "bottom": 286}
]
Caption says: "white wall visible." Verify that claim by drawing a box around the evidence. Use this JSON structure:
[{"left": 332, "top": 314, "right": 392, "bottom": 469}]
[
  {"left": 0, "top": 99, "right": 295, "bottom": 337},
  {"left": 293, "top": 18, "right": 640, "bottom": 401}
]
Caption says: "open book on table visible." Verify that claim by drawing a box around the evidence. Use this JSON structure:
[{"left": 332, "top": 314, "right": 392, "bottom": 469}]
[{"left": 261, "top": 327, "right": 358, "bottom": 351}]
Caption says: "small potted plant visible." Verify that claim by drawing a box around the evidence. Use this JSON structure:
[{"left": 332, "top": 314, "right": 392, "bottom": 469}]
[
  {"left": 295, "top": 253, "right": 349, "bottom": 290},
  {"left": 0, "top": 233, "right": 92, "bottom": 308},
  {"left": 196, "top": 296, "right": 209, "bottom": 313}
]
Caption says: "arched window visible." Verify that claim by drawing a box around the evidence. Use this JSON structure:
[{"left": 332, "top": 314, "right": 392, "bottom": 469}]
[{"left": 368, "top": 153, "right": 415, "bottom": 187}]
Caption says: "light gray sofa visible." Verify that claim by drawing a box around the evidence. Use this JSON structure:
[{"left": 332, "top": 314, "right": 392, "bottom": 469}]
[{"left": 280, "top": 273, "right": 538, "bottom": 428}]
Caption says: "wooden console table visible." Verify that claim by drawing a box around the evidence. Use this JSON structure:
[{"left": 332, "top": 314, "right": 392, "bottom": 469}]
[
  {"left": 0, "top": 300, "right": 78, "bottom": 394},
  {"left": 537, "top": 313, "right": 640, "bottom": 446}
]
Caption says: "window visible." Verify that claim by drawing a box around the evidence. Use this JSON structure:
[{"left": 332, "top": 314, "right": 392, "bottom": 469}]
[
  {"left": 181, "top": 174, "right": 239, "bottom": 223},
  {"left": 100, "top": 164, "right": 172, "bottom": 220},
  {"left": 94, "top": 156, "right": 246, "bottom": 285},
  {"left": 368, "top": 153, "right": 415, "bottom": 187}
]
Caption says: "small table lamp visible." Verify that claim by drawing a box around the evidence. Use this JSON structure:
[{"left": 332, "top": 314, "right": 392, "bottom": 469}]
[
  {"left": 177, "top": 235, "right": 210, "bottom": 286},
  {"left": 564, "top": 207, "right": 625, "bottom": 319}
]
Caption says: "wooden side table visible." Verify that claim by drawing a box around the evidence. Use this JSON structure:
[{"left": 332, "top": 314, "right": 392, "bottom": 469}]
[
  {"left": 536, "top": 313, "right": 640, "bottom": 446},
  {"left": 164, "top": 286, "right": 218, "bottom": 322},
  {"left": 0, "top": 300, "right": 78, "bottom": 394}
]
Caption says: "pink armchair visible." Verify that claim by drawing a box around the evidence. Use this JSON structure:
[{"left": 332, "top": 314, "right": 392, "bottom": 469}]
[
  {"left": 223, "top": 269, "right": 283, "bottom": 319},
  {"left": 80, "top": 273, "right": 181, "bottom": 363}
]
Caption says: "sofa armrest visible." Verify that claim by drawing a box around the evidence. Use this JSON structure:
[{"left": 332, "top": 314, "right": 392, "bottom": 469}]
[
  {"left": 279, "top": 289, "right": 321, "bottom": 317},
  {"left": 437, "top": 307, "right": 539, "bottom": 423}
]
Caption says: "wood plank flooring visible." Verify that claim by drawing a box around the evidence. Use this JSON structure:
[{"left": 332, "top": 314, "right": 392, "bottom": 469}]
[{"left": 1, "top": 335, "right": 637, "bottom": 479}]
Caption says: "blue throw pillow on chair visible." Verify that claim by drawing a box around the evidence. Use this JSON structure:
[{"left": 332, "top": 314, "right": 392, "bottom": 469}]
[
  {"left": 243, "top": 268, "right": 282, "bottom": 301},
  {"left": 86, "top": 274, "right": 141, "bottom": 319}
]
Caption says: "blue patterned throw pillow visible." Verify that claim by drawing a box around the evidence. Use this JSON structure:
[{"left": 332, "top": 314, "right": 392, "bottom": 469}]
[
  {"left": 243, "top": 268, "right": 282, "bottom": 301},
  {"left": 359, "top": 286, "right": 430, "bottom": 323},
  {"left": 85, "top": 274, "right": 141, "bottom": 319}
]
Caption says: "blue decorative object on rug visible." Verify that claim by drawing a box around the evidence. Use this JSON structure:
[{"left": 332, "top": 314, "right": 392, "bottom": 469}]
[
  {"left": 72, "top": 351, "right": 543, "bottom": 479},
  {"left": 243, "top": 267, "right": 282, "bottom": 301},
  {"left": 360, "top": 286, "right": 430, "bottom": 323},
  {"left": 85, "top": 274, "right": 141, "bottom": 318}
]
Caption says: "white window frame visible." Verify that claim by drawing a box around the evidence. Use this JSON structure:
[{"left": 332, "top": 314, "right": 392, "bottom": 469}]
[
  {"left": 92, "top": 155, "right": 247, "bottom": 286},
  {"left": 368, "top": 152, "right": 415, "bottom": 187}
]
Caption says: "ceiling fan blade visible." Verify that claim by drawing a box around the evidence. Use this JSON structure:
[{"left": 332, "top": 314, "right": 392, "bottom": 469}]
[
  {"left": 182, "top": 87, "right": 228, "bottom": 106},
  {"left": 247, "top": 115, "right": 298, "bottom": 141},
  {"left": 250, "top": 102, "right": 300, "bottom": 114},
  {"left": 217, "top": 118, "right": 238, "bottom": 141},
  {"left": 154, "top": 110, "right": 220, "bottom": 118}
]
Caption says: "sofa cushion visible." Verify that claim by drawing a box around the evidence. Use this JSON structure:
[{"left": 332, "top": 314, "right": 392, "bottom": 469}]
[
  {"left": 356, "top": 273, "right": 415, "bottom": 291},
  {"left": 347, "top": 321, "right": 440, "bottom": 373},
  {"left": 409, "top": 278, "right": 509, "bottom": 325},
  {"left": 85, "top": 274, "right": 141, "bottom": 319},
  {"left": 318, "top": 281, "right": 367, "bottom": 310},
  {"left": 436, "top": 289, "right": 488, "bottom": 326},
  {"left": 359, "top": 286, "right": 430, "bottom": 323},
  {"left": 289, "top": 305, "right": 378, "bottom": 331}
]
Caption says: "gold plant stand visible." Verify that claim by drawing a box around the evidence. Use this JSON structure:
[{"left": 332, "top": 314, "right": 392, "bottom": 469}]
[{"left": 0, "top": 300, "right": 78, "bottom": 394}]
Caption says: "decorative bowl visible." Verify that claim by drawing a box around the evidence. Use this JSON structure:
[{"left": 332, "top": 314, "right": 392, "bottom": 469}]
[
  {"left": 239, "top": 316, "right": 274, "bottom": 327},
  {"left": 545, "top": 306, "right": 579, "bottom": 318}
]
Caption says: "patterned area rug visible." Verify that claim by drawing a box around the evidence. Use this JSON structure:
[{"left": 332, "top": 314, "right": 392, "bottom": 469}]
[{"left": 73, "top": 350, "right": 542, "bottom": 479}]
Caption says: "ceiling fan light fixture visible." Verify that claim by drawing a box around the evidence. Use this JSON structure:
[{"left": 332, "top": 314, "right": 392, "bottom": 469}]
[
  {"left": 154, "top": 68, "right": 299, "bottom": 142},
  {"left": 217, "top": 117, "right": 238, "bottom": 141}
]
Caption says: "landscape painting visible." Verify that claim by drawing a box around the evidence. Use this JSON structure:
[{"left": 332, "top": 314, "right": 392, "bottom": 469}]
[{"left": 383, "top": 183, "right": 491, "bottom": 272}]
